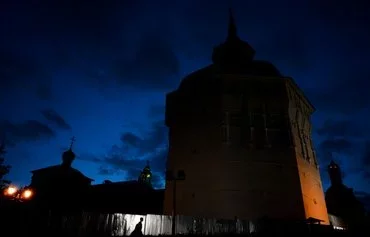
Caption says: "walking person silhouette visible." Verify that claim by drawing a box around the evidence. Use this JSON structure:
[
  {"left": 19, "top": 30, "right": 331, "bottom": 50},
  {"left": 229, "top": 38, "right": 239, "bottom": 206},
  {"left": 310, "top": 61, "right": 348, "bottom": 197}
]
[{"left": 131, "top": 217, "right": 144, "bottom": 236}]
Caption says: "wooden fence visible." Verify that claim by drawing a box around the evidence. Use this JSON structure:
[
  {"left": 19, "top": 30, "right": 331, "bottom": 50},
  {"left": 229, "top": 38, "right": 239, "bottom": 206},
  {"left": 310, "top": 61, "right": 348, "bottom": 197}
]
[{"left": 1, "top": 205, "right": 344, "bottom": 236}]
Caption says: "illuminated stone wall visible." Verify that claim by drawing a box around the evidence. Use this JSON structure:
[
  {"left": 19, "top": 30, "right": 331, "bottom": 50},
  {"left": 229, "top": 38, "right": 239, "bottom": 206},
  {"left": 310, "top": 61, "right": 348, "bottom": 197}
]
[{"left": 286, "top": 79, "right": 329, "bottom": 224}]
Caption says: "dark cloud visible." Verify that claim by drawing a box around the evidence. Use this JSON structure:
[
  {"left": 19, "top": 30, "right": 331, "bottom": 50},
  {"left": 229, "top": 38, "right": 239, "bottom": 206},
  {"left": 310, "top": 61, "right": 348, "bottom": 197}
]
[
  {"left": 317, "top": 138, "right": 352, "bottom": 163},
  {"left": 362, "top": 142, "right": 370, "bottom": 167},
  {"left": 0, "top": 120, "right": 55, "bottom": 143},
  {"left": 0, "top": 48, "right": 52, "bottom": 101},
  {"left": 121, "top": 132, "right": 142, "bottom": 147},
  {"left": 36, "top": 83, "right": 53, "bottom": 101},
  {"left": 148, "top": 104, "right": 165, "bottom": 118},
  {"left": 319, "top": 139, "right": 352, "bottom": 153},
  {"left": 41, "top": 109, "right": 71, "bottom": 130},
  {"left": 258, "top": 29, "right": 310, "bottom": 72},
  {"left": 85, "top": 149, "right": 167, "bottom": 189},
  {"left": 1, "top": 1, "right": 135, "bottom": 43},
  {"left": 296, "top": 1, "right": 370, "bottom": 115},
  {"left": 310, "top": 0, "right": 370, "bottom": 28},
  {"left": 315, "top": 119, "right": 370, "bottom": 180},
  {"left": 363, "top": 171, "right": 370, "bottom": 181},
  {"left": 316, "top": 119, "right": 364, "bottom": 138},
  {"left": 120, "top": 120, "right": 167, "bottom": 156},
  {"left": 1, "top": 1, "right": 179, "bottom": 92},
  {"left": 112, "top": 34, "right": 180, "bottom": 90},
  {"left": 98, "top": 166, "right": 118, "bottom": 176},
  {"left": 307, "top": 65, "right": 370, "bottom": 114},
  {"left": 0, "top": 1, "right": 144, "bottom": 96},
  {"left": 0, "top": 50, "right": 38, "bottom": 88},
  {"left": 78, "top": 120, "right": 168, "bottom": 188}
]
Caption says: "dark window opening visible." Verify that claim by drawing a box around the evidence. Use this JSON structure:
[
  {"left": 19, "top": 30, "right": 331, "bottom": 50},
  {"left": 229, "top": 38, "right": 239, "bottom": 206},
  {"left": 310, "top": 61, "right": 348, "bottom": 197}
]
[
  {"left": 268, "top": 129, "right": 291, "bottom": 148},
  {"left": 266, "top": 114, "right": 286, "bottom": 129},
  {"left": 230, "top": 112, "right": 242, "bottom": 126},
  {"left": 250, "top": 103, "right": 264, "bottom": 114},
  {"left": 221, "top": 125, "right": 228, "bottom": 142},
  {"left": 254, "top": 128, "right": 266, "bottom": 149},
  {"left": 241, "top": 126, "right": 251, "bottom": 144},
  {"left": 251, "top": 113, "right": 265, "bottom": 128},
  {"left": 230, "top": 126, "right": 241, "bottom": 146}
]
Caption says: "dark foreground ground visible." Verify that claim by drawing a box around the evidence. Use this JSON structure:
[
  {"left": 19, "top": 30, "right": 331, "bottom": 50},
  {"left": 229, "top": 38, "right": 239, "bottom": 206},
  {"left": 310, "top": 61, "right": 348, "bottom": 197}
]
[{"left": 0, "top": 200, "right": 366, "bottom": 237}]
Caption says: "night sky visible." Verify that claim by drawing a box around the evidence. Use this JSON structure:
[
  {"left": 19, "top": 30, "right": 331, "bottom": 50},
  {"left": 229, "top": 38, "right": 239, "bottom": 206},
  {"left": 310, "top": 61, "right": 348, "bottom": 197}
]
[{"left": 1, "top": 0, "right": 370, "bottom": 205}]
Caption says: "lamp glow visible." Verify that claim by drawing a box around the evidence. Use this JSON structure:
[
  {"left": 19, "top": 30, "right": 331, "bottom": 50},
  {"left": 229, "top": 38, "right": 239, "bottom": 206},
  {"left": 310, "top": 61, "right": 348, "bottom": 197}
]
[
  {"left": 4, "top": 186, "right": 18, "bottom": 196},
  {"left": 22, "top": 189, "right": 33, "bottom": 199}
]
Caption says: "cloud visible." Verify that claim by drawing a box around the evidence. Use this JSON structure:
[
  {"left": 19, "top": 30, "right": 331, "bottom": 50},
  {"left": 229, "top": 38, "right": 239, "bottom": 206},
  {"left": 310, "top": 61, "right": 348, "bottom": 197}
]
[
  {"left": 121, "top": 132, "right": 142, "bottom": 147},
  {"left": 0, "top": 1, "right": 141, "bottom": 98},
  {"left": 360, "top": 142, "right": 370, "bottom": 179},
  {"left": 0, "top": 49, "right": 53, "bottom": 101},
  {"left": 41, "top": 109, "right": 71, "bottom": 130},
  {"left": 98, "top": 166, "right": 118, "bottom": 176},
  {"left": 36, "top": 83, "right": 53, "bottom": 101},
  {"left": 0, "top": 50, "right": 38, "bottom": 88},
  {"left": 307, "top": 67, "right": 370, "bottom": 114},
  {"left": 0, "top": 120, "right": 55, "bottom": 144},
  {"left": 362, "top": 142, "right": 370, "bottom": 167},
  {"left": 316, "top": 119, "right": 364, "bottom": 138},
  {"left": 317, "top": 138, "right": 353, "bottom": 164},
  {"left": 78, "top": 120, "right": 168, "bottom": 188},
  {"left": 112, "top": 34, "right": 180, "bottom": 90},
  {"left": 119, "top": 120, "right": 168, "bottom": 155},
  {"left": 148, "top": 104, "right": 165, "bottom": 118},
  {"left": 315, "top": 119, "right": 370, "bottom": 180},
  {"left": 319, "top": 138, "right": 352, "bottom": 154},
  {"left": 258, "top": 29, "right": 310, "bottom": 72}
]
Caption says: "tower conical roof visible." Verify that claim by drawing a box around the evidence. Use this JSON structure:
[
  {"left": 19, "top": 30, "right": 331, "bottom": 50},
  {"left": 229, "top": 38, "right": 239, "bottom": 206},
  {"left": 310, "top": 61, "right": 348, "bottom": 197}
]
[{"left": 212, "top": 9, "right": 255, "bottom": 66}]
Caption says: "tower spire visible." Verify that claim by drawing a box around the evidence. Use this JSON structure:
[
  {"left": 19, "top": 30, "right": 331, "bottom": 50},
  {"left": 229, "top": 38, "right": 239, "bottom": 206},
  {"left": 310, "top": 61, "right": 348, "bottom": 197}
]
[
  {"left": 62, "top": 136, "right": 76, "bottom": 168},
  {"left": 212, "top": 8, "right": 255, "bottom": 65},
  {"left": 228, "top": 8, "right": 238, "bottom": 39},
  {"left": 69, "top": 136, "right": 76, "bottom": 150}
]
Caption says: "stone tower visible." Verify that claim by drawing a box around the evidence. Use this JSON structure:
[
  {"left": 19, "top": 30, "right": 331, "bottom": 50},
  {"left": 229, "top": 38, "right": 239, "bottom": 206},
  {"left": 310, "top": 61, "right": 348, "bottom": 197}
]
[
  {"left": 163, "top": 10, "right": 329, "bottom": 224},
  {"left": 328, "top": 160, "right": 343, "bottom": 186},
  {"left": 138, "top": 161, "right": 152, "bottom": 187},
  {"left": 325, "top": 161, "right": 366, "bottom": 228}
]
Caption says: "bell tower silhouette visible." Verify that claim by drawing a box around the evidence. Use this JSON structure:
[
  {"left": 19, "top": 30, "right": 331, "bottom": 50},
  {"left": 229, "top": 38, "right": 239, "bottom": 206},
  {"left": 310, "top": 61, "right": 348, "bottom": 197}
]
[
  {"left": 138, "top": 161, "right": 152, "bottom": 187},
  {"left": 61, "top": 136, "right": 76, "bottom": 168},
  {"left": 328, "top": 160, "right": 343, "bottom": 186}
]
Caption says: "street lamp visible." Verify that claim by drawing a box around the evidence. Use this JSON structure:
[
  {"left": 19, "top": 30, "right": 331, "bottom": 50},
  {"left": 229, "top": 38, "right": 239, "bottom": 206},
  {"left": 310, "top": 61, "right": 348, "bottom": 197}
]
[
  {"left": 2, "top": 185, "right": 34, "bottom": 201},
  {"left": 4, "top": 185, "right": 18, "bottom": 196},
  {"left": 21, "top": 189, "right": 33, "bottom": 200},
  {"left": 166, "top": 169, "right": 186, "bottom": 236}
]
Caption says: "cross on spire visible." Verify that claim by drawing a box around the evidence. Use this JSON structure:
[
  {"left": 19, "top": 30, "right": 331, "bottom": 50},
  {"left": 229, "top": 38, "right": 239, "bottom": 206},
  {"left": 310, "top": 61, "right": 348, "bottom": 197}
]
[
  {"left": 227, "top": 8, "right": 238, "bottom": 39},
  {"left": 69, "top": 136, "right": 76, "bottom": 150}
]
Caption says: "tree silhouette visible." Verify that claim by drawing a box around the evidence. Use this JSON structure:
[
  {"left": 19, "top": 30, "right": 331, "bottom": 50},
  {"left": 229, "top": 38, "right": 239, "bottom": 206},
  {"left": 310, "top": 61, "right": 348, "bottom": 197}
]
[{"left": 0, "top": 141, "right": 11, "bottom": 190}]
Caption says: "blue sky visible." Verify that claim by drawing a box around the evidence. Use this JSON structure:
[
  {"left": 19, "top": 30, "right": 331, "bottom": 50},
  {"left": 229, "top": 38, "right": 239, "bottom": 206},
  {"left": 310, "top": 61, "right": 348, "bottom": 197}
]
[{"left": 1, "top": 0, "right": 370, "bottom": 206}]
